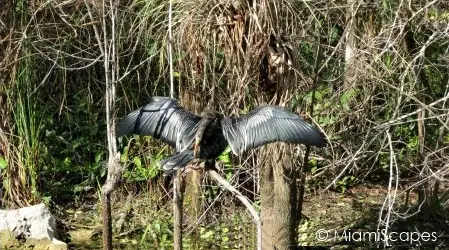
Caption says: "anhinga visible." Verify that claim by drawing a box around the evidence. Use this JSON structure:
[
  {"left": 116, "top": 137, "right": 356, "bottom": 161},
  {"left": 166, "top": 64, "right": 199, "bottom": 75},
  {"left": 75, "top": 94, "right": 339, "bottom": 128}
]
[{"left": 118, "top": 96, "right": 326, "bottom": 174}]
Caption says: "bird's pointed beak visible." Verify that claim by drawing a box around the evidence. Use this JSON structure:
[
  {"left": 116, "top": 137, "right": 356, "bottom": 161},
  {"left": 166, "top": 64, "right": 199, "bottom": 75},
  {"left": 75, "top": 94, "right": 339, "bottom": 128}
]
[
  {"left": 193, "top": 143, "right": 200, "bottom": 157},
  {"left": 193, "top": 138, "right": 200, "bottom": 157}
]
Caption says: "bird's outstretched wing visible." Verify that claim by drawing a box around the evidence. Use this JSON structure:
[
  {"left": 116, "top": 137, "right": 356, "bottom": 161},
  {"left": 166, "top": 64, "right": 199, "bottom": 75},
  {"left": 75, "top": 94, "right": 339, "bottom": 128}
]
[
  {"left": 221, "top": 105, "right": 326, "bottom": 154},
  {"left": 117, "top": 96, "right": 202, "bottom": 151}
]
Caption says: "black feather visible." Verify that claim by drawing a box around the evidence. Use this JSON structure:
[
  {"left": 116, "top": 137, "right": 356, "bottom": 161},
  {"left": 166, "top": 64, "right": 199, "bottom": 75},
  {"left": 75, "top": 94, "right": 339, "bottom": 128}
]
[
  {"left": 221, "top": 105, "right": 326, "bottom": 154},
  {"left": 117, "top": 97, "right": 201, "bottom": 152},
  {"left": 118, "top": 98, "right": 326, "bottom": 174}
]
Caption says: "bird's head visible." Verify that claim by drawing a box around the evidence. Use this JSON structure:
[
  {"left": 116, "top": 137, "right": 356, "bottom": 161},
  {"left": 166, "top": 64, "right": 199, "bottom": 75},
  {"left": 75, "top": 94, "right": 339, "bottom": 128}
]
[{"left": 200, "top": 110, "right": 223, "bottom": 119}]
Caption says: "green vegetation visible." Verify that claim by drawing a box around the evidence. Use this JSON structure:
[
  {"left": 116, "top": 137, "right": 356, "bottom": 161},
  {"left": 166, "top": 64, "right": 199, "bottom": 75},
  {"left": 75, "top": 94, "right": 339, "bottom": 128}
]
[{"left": 0, "top": 0, "right": 448, "bottom": 249}]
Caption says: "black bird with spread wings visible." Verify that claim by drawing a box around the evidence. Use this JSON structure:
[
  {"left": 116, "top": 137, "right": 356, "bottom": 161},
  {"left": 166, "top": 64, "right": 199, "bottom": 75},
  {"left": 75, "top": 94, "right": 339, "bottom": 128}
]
[{"left": 118, "top": 96, "right": 326, "bottom": 174}]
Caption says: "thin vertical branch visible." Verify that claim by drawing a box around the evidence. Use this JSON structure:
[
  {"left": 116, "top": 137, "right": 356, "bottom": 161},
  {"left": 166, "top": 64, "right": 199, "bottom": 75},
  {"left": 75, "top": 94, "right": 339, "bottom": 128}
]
[
  {"left": 168, "top": 0, "right": 174, "bottom": 98},
  {"left": 83, "top": 0, "right": 122, "bottom": 249},
  {"left": 168, "top": 1, "right": 182, "bottom": 249},
  {"left": 83, "top": 0, "right": 105, "bottom": 57},
  {"left": 173, "top": 169, "right": 184, "bottom": 250},
  {"left": 377, "top": 131, "right": 399, "bottom": 247}
]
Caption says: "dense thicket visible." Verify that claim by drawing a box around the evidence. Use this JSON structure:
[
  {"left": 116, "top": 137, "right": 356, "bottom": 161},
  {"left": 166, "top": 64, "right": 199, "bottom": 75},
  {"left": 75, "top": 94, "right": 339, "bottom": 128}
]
[{"left": 0, "top": 0, "right": 448, "bottom": 248}]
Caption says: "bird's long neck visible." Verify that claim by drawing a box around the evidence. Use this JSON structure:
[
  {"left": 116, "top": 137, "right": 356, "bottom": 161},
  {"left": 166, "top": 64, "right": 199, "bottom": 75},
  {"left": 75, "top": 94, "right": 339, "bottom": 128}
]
[{"left": 194, "top": 117, "right": 213, "bottom": 157}]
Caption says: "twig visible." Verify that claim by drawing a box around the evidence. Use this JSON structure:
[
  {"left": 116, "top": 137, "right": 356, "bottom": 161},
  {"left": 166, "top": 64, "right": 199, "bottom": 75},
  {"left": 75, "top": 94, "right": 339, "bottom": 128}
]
[
  {"left": 376, "top": 131, "right": 399, "bottom": 247},
  {"left": 168, "top": 0, "right": 174, "bottom": 98}
]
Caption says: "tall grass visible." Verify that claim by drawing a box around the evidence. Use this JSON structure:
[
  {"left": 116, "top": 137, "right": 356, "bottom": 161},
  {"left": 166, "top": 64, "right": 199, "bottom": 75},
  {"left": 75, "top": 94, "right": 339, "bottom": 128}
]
[{"left": 5, "top": 47, "right": 44, "bottom": 204}]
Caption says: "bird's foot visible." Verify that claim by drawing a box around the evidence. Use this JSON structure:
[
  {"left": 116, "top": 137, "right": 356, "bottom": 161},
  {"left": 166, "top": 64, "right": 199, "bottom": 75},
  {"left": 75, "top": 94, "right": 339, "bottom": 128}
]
[{"left": 187, "top": 159, "right": 203, "bottom": 171}]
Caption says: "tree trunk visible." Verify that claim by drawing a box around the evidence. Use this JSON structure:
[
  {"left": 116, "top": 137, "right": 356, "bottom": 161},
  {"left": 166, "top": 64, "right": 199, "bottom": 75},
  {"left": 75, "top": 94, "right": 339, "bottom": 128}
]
[
  {"left": 260, "top": 144, "right": 298, "bottom": 250},
  {"left": 179, "top": 91, "right": 204, "bottom": 248},
  {"left": 258, "top": 34, "right": 301, "bottom": 250}
]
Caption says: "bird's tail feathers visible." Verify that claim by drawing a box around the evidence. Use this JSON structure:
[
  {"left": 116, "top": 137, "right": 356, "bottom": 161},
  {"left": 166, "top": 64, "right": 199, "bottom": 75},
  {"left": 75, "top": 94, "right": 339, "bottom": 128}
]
[{"left": 159, "top": 150, "right": 194, "bottom": 175}]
